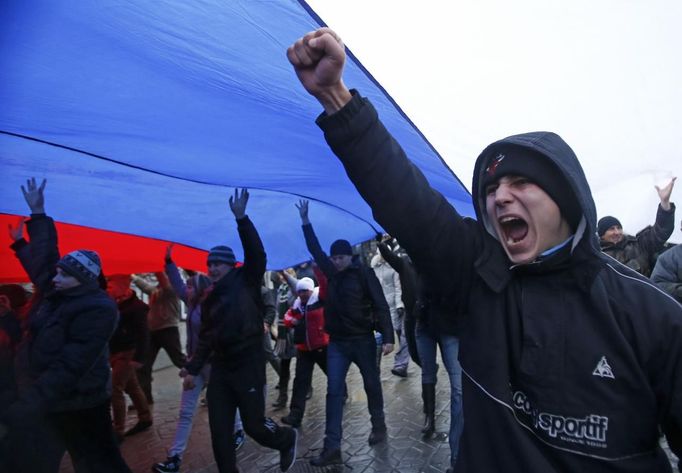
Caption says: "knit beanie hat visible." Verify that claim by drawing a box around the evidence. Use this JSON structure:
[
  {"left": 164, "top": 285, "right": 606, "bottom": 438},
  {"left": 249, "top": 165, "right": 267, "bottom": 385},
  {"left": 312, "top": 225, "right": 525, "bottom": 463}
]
[
  {"left": 480, "top": 146, "right": 582, "bottom": 229},
  {"left": 207, "top": 245, "right": 236, "bottom": 265},
  {"left": 329, "top": 239, "right": 353, "bottom": 256},
  {"left": 597, "top": 216, "right": 622, "bottom": 237},
  {"left": 295, "top": 277, "right": 315, "bottom": 292},
  {"left": 57, "top": 250, "right": 102, "bottom": 284}
]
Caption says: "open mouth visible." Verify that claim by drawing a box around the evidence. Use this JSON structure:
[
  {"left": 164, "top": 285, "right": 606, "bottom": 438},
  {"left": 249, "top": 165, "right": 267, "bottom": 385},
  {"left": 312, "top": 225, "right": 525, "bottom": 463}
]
[{"left": 499, "top": 216, "right": 528, "bottom": 244}]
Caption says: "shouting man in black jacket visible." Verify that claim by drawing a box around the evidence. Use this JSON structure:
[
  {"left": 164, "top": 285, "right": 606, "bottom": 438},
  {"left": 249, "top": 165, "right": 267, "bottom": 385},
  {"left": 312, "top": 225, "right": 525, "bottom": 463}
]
[
  {"left": 288, "top": 28, "right": 682, "bottom": 473},
  {"left": 182, "top": 189, "right": 297, "bottom": 473},
  {"left": 296, "top": 199, "right": 394, "bottom": 467}
]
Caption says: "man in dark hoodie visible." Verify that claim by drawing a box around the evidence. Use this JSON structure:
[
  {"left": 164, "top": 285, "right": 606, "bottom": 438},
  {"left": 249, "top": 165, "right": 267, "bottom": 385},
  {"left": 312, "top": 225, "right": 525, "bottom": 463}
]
[
  {"left": 182, "top": 188, "right": 297, "bottom": 473},
  {"left": 296, "top": 199, "right": 394, "bottom": 467},
  {"left": 2, "top": 178, "right": 130, "bottom": 472},
  {"left": 287, "top": 28, "right": 682, "bottom": 473}
]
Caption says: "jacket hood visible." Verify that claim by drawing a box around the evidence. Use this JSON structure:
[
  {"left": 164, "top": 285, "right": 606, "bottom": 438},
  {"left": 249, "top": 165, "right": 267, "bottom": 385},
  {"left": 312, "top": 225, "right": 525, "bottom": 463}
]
[{"left": 472, "top": 131, "right": 599, "bottom": 255}]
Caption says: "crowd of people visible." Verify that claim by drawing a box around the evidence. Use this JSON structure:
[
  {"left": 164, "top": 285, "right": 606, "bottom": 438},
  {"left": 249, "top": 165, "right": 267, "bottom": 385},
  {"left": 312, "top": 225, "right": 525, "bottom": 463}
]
[{"left": 0, "top": 26, "right": 681, "bottom": 473}]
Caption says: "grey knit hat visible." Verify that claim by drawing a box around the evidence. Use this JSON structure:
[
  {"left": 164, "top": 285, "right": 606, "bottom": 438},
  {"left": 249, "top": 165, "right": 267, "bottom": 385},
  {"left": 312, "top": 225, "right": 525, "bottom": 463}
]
[
  {"left": 207, "top": 245, "right": 236, "bottom": 265},
  {"left": 57, "top": 250, "right": 102, "bottom": 283}
]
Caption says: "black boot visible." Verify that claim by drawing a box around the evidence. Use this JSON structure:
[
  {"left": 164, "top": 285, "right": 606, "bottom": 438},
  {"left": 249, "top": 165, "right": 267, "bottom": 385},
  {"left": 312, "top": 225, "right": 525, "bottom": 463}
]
[
  {"left": 421, "top": 383, "right": 436, "bottom": 435},
  {"left": 272, "top": 375, "right": 289, "bottom": 409}
]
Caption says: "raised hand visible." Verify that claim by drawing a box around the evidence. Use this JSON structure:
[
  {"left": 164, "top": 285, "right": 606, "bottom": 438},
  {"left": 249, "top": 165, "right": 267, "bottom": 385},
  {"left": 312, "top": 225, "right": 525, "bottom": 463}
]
[
  {"left": 655, "top": 176, "right": 677, "bottom": 211},
  {"left": 20, "top": 177, "right": 47, "bottom": 214},
  {"left": 229, "top": 188, "right": 249, "bottom": 219},
  {"left": 8, "top": 217, "right": 25, "bottom": 242},
  {"left": 295, "top": 199, "right": 310, "bottom": 225},
  {"left": 287, "top": 27, "right": 352, "bottom": 114},
  {"left": 165, "top": 243, "right": 175, "bottom": 263}
]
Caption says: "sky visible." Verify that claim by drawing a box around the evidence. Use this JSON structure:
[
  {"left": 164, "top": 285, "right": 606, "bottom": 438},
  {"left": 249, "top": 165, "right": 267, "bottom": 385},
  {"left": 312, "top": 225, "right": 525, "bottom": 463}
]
[{"left": 308, "top": 0, "right": 682, "bottom": 241}]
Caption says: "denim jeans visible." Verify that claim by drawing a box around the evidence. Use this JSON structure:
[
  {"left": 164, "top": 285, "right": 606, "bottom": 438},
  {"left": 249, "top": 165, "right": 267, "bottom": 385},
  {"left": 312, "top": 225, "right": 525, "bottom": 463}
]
[
  {"left": 415, "top": 322, "right": 463, "bottom": 463},
  {"left": 325, "top": 335, "right": 386, "bottom": 451},
  {"left": 169, "top": 365, "right": 242, "bottom": 458}
]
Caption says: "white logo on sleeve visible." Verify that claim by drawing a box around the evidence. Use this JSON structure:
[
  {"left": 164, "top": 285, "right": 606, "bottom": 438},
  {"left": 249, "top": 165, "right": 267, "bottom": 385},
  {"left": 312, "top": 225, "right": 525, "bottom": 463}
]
[{"left": 592, "top": 356, "right": 614, "bottom": 379}]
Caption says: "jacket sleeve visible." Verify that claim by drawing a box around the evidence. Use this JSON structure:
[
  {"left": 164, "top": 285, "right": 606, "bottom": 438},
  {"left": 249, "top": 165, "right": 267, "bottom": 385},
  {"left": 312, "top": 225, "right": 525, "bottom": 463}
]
[
  {"left": 650, "top": 247, "right": 682, "bottom": 303},
  {"left": 302, "top": 223, "right": 336, "bottom": 279},
  {"left": 165, "top": 261, "right": 188, "bottom": 303},
  {"left": 18, "top": 214, "right": 60, "bottom": 293},
  {"left": 313, "top": 265, "right": 328, "bottom": 301},
  {"left": 317, "top": 92, "right": 478, "bottom": 295},
  {"left": 131, "top": 276, "right": 156, "bottom": 295},
  {"left": 637, "top": 203, "right": 676, "bottom": 257},
  {"left": 283, "top": 306, "right": 302, "bottom": 328},
  {"left": 132, "top": 303, "right": 150, "bottom": 363},
  {"left": 392, "top": 269, "right": 404, "bottom": 310},
  {"left": 185, "top": 301, "right": 212, "bottom": 375},
  {"left": 366, "top": 268, "right": 394, "bottom": 344},
  {"left": 238, "top": 216, "right": 266, "bottom": 286},
  {"left": 22, "top": 300, "right": 118, "bottom": 411},
  {"left": 261, "top": 287, "right": 276, "bottom": 326}
]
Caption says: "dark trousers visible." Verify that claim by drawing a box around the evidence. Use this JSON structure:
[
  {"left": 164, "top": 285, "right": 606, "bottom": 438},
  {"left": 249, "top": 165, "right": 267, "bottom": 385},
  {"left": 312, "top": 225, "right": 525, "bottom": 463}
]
[
  {"left": 138, "top": 326, "right": 186, "bottom": 403},
  {"left": 325, "top": 335, "right": 386, "bottom": 450},
  {"left": 2, "top": 414, "right": 65, "bottom": 473},
  {"left": 207, "top": 358, "right": 293, "bottom": 473},
  {"left": 49, "top": 401, "right": 132, "bottom": 473},
  {"left": 289, "top": 347, "right": 327, "bottom": 420}
]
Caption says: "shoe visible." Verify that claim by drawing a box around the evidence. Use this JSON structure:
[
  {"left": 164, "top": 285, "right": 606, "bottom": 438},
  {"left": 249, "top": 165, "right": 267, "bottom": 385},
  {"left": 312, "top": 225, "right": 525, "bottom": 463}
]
[
  {"left": 445, "top": 458, "right": 457, "bottom": 473},
  {"left": 279, "top": 428, "right": 297, "bottom": 472},
  {"left": 281, "top": 414, "right": 301, "bottom": 428},
  {"left": 234, "top": 429, "right": 246, "bottom": 451},
  {"left": 391, "top": 368, "right": 408, "bottom": 378},
  {"left": 272, "top": 391, "right": 288, "bottom": 409},
  {"left": 368, "top": 428, "right": 387, "bottom": 445},
  {"left": 124, "top": 420, "right": 153, "bottom": 436},
  {"left": 152, "top": 455, "right": 181, "bottom": 473},
  {"left": 310, "top": 448, "right": 342, "bottom": 467},
  {"left": 305, "top": 386, "right": 313, "bottom": 400},
  {"left": 200, "top": 396, "right": 207, "bottom": 407}
]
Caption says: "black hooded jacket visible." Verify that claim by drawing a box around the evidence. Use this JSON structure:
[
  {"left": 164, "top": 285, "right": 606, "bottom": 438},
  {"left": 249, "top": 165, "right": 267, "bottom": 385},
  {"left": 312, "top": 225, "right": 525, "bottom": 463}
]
[
  {"left": 316, "top": 91, "right": 682, "bottom": 472},
  {"left": 185, "top": 216, "right": 266, "bottom": 374},
  {"left": 302, "top": 223, "right": 394, "bottom": 343}
]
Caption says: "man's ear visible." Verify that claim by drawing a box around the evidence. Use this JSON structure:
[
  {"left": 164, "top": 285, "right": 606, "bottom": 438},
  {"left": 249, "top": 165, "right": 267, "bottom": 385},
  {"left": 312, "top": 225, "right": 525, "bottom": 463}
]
[{"left": 0, "top": 295, "right": 11, "bottom": 312}]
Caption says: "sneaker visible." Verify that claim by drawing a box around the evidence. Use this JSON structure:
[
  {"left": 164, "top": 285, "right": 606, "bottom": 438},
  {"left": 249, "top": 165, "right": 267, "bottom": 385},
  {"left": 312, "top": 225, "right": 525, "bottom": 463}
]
[
  {"left": 305, "top": 386, "right": 313, "bottom": 400},
  {"left": 124, "top": 420, "right": 153, "bottom": 437},
  {"left": 310, "top": 448, "right": 342, "bottom": 467},
  {"left": 279, "top": 428, "right": 298, "bottom": 472},
  {"left": 391, "top": 368, "right": 408, "bottom": 378},
  {"left": 200, "top": 396, "right": 207, "bottom": 407},
  {"left": 234, "top": 429, "right": 246, "bottom": 451},
  {"left": 281, "top": 414, "right": 301, "bottom": 428},
  {"left": 368, "top": 427, "right": 387, "bottom": 445},
  {"left": 152, "top": 455, "right": 181, "bottom": 473}
]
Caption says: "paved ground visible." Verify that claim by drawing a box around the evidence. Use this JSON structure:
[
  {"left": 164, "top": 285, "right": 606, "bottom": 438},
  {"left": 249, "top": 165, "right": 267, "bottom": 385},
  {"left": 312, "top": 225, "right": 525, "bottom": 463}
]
[{"left": 60, "top": 353, "right": 679, "bottom": 473}]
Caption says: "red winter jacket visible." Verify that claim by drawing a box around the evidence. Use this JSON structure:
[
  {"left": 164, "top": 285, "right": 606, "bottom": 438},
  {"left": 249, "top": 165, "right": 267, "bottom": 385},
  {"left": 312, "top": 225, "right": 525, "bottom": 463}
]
[{"left": 283, "top": 270, "right": 329, "bottom": 351}]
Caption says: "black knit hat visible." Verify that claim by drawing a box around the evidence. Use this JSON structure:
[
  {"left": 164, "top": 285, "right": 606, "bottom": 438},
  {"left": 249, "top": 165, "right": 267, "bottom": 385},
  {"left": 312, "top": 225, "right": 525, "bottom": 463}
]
[
  {"left": 329, "top": 239, "right": 353, "bottom": 256},
  {"left": 597, "top": 216, "right": 622, "bottom": 237},
  {"left": 57, "top": 250, "right": 102, "bottom": 284},
  {"left": 207, "top": 245, "right": 236, "bottom": 265},
  {"left": 481, "top": 146, "right": 582, "bottom": 229}
]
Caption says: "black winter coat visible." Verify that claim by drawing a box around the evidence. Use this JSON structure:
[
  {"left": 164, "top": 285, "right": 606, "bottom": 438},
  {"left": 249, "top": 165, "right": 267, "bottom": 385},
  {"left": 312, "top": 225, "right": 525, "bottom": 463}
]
[
  {"left": 186, "top": 216, "right": 266, "bottom": 374},
  {"left": 317, "top": 91, "right": 682, "bottom": 472},
  {"left": 600, "top": 204, "right": 675, "bottom": 277},
  {"left": 110, "top": 294, "right": 149, "bottom": 363},
  {"left": 302, "top": 224, "right": 393, "bottom": 343},
  {"left": 10, "top": 214, "right": 118, "bottom": 413}
]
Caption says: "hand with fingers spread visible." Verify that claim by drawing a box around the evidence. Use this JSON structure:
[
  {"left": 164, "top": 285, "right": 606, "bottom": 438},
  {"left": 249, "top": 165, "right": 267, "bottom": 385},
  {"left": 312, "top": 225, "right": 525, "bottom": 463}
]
[
  {"left": 287, "top": 27, "right": 352, "bottom": 114},
  {"left": 229, "top": 188, "right": 249, "bottom": 219},
  {"left": 21, "top": 177, "right": 47, "bottom": 214},
  {"left": 8, "top": 217, "right": 25, "bottom": 242},
  {"left": 656, "top": 176, "right": 677, "bottom": 211},
  {"left": 295, "top": 199, "right": 310, "bottom": 225}
]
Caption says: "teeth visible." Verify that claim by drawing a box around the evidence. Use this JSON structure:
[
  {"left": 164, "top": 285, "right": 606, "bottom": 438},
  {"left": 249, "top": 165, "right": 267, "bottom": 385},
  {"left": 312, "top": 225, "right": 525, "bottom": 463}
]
[{"left": 500, "top": 216, "right": 518, "bottom": 223}]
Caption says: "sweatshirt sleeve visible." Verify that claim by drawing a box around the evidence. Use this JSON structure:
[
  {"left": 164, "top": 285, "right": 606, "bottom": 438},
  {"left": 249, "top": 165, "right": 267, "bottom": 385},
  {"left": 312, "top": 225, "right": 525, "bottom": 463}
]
[
  {"left": 637, "top": 203, "right": 676, "bottom": 257},
  {"left": 165, "top": 261, "right": 189, "bottom": 303}
]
